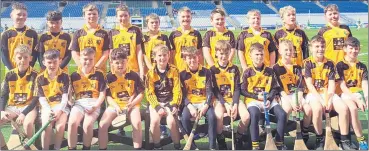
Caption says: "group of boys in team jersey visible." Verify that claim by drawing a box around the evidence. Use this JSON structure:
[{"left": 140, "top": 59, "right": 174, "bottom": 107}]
[{"left": 0, "top": 2, "right": 367, "bottom": 150}]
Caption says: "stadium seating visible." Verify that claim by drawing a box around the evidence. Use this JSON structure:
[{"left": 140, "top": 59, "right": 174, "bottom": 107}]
[
  {"left": 172, "top": 1, "right": 215, "bottom": 10},
  {"left": 62, "top": 1, "right": 103, "bottom": 17},
  {"left": 320, "top": 1, "right": 367, "bottom": 13},
  {"left": 272, "top": 1, "right": 323, "bottom": 13},
  {"left": 223, "top": 1, "right": 275, "bottom": 15}
]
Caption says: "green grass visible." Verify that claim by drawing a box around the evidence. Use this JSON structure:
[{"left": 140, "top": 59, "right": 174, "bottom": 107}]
[{"left": 0, "top": 28, "right": 368, "bottom": 150}]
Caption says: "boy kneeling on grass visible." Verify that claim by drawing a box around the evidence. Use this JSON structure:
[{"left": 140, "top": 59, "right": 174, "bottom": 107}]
[
  {"left": 0, "top": 44, "right": 38, "bottom": 150},
  {"left": 98, "top": 48, "right": 145, "bottom": 150},
  {"left": 146, "top": 44, "right": 181, "bottom": 150},
  {"left": 68, "top": 47, "right": 106, "bottom": 150}
]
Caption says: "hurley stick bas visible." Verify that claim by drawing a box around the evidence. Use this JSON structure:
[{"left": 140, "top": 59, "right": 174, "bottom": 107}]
[
  {"left": 323, "top": 89, "right": 340, "bottom": 150},
  {"left": 183, "top": 111, "right": 201, "bottom": 150},
  {"left": 293, "top": 88, "right": 308, "bottom": 150},
  {"left": 263, "top": 92, "right": 278, "bottom": 150}
]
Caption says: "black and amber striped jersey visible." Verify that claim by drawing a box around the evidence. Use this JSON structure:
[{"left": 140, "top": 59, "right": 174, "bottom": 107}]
[
  {"left": 0, "top": 67, "right": 38, "bottom": 109},
  {"left": 304, "top": 57, "right": 336, "bottom": 93},
  {"left": 169, "top": 27, "right": 202, "bottom": 71},
  {"left": 274, "top": 27, "right": 309, "bottom": 66},
  {"left": 203, "top": 28, "right": 235, "bottom": 61},
  {"left": 70, "top": 25, "right": 109, "bottom": 71},
  {"left": 0, "top": 26, "right": 38, "bottom": 69},
  {"left": 241, "top": 65, "right": 279, "bottom": 103},
  {"left": 336, "top": 59, "right": 368, "bottom": 93},
  {"left": 143, "top": 32, "right": 171, "bottom": 65},
  {"left": 109, "top": 24, "right": 144, "bottom": 73},
  {"left": 210, "top": 63, "right": 240, "bottom": 104},
  {"left": 180, "top": 65, "right": 212, "bottom": 105},
  {"left": 145, "top": 64, "right": 181, "bottom": 111},
  {"left": 106, "top": 70, "right": 145, "bottom": 108},
  {"left": 38, "top": 31, "right": 71, "bottom": 72},
  {"left": 318, "top": 24, "right": 352, "bottom": 63},
  {"left": 36, "top": 68, "right": 69, "bottom": 108},
  {"left": 273, "top": 60, "right": 304, "bottom": 94},
  {"left": 237, "top": 27, "right": 277, "bottom": 67},
  {"left": 70, "top": 68, "right": 106, "bottom": 100}
]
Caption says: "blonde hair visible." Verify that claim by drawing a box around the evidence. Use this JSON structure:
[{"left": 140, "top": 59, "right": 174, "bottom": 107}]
[
  {"left": 309, "top": 35, "right": 326, "bottom": 48},
  {"left": 81, "top": 47, "right": 96, "bottom": 56},
  {"left": 279, "top": 5, "right": 296, "bottom": 19},
  {"left": 145, "top": 13, "right": 160, "bottom": 24},
  {"left": 211, "top": 8, "right": 225, "bottom": 19},
  {"left": 182, "top": 46, "right": 200, "bottom": 57},
  {"left": 246, "top": 9, "right": 261, "bottom": 20},
  {"left": 279, "top": 39, "right": 294, "bottom": 50},
  {"left": 11, "top": 2, "right": 27, "bottom": 11},
  {"left": 249, "top": 43, "right": 264, "bottom": 54},
  {"left": 152, "top": 44, "right": 169, "bottom": 56},
  {"left": 13, "top": 44, "right": 32, "bottom": 59},
  {"left": 215, "top": 40, "right": 231, "bottom": 53},
  {"left": 82, "top": 3, "right": 99, "bottom": 16},
  {"left": 116, "top": 4, "right": 130, "bottom": 15},
  {"left": 178, "top": 6, "right": 192, "bottom": 15},
  {"left": 324, "top": 4, "right": 339, "bottom": 14}
]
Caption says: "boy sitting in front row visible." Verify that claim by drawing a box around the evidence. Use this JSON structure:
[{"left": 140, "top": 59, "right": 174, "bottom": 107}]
[
  {"left": 146, "top": 44, "right": 181, "bottom": 150},
  {"left": 37, "top": 50, "right": 70, "bottom": 150},
  {"left": 68, "top": 47, "right": 107, "bottom": 150},
  {"left": 180, "top": 46, "right": 216, "bottom": 150},
  {"left": 0, "top": 44, "right": 38, "bottom": 150},
  {"left": 210, "top": 40, "right": 244, "bottom": 150},
  {"left": 336, "top": 37, "right": 368, "bottom": 150},
  {"left": 303, "top": 35, "right": 350, "bottom": 150},
  {"left": 98, "top": 48, "right": 145, "bottom": 150},
  {"left": 241, "top": 43, "right": 287, "bottom": 150}
]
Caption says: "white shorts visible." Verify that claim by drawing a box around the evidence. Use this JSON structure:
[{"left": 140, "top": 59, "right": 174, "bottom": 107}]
[
  {"left": 191, "top": 103, "right": 204, "bottom": 110},
  {"left": 71, "top": 98, "right": 100, "bottom": 116},
  {"left": 41, "top": 104, "right": 70, "bottom": 116},
  {"left": 5, "top": 105, "right": 29, "bottom": 115},
  {"left": 305, "top": 93, "right": 342, "bottom": 105},
  {"left": 280, "top": 93, "right": 307, "bottom": 105},
  {"left": 341, "top": 93, "right": 364, "bottom": 102},
  {"left": 247, "top": 99, "right": 279, "bottom": 112}
]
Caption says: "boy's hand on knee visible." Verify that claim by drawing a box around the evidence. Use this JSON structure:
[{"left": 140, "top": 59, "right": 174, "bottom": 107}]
[
  {"left": 115, "top": 106, "right": 122, "bottom": 115},
  {"left": 326, "top": 101, "right": 333, "bottom": 112},
  {"left": 158, "top": 108, "right": 166, "bottom": 116},
  {"left": 231, "top": 104, "right": 238, "bottom": 120},
  {"left": 53, "top": 110, "right": 62, "bottom": 121},
  {"left": 199, "top": 104, "right": 209, "bottom": 117},
  {"left": 257, "top": 93, "right": 263, "bottom": 101},
  {"left": 16, "top": 113, "right": 25, "bottom": 125},
  {"left": 265, "top": 100, "right": 271, "bottom": 109},
  {"left": 171, "top": 107, "right": 178, "bottom": 115}
]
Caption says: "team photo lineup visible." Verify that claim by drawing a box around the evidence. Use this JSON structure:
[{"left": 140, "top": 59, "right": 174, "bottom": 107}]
[{"left": 0, "top": 0, "right": 368, "bottom": 150}]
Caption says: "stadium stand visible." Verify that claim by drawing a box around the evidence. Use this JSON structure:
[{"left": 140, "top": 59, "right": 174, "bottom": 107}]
[
  {"left": 172, "top": 1, "right": 215, "bottom": 10},
  {"left": 62, "top": 1, "right": 103, "bottom": 17},
  {"left": 223, "top": 1, "right": 275, "bottom": 15},
  {"left": 320, "top": 1, "right": 367, "bottom": 13},
  {"left": 272, "top": 1, "right": 322, "bottom": 13}
]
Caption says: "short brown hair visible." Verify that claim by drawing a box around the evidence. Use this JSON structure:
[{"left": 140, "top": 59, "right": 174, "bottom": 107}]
[
  {"left": 12, "top": 2, "right": 27, "bottom": 11},
  {"left": 211, "top": 8, "right": 225, "bottom": 19},
  {"left": 46, "top": 11, "right": 62, "bottom": 21},
  {"left": 215, "top": 40, "right": 231, "bottom": 53},
  {"left": 44, "top": 49, "right": 60, "bottom": 60},
  {"left": 279, "top": 39, "right": 294, "bottom": 49},
  {"left": 309, "top": 35, "right": 326, "bottom": 48},
  {"left": 249, "top": 43, "right": 264, "bottom": 54},
  {"left": 116, "top": 4, "right": 130, "bottom": 15},
  {"left": 13, "top": 44, "right": 32, "bottom": 59},
  {"left": 83, "top": 3, "right": 99, "bottom": 16},
  {"left": 81, "top": 47, "right": 96, "bottom": 56},
  {"left": 344, "top": 37, "right": 360, "bottom": 48},
  {"left": 152, "top": 44, "right": 169, "bottom": 56},
  {"left": 182, "top": 46, "right": 200, "bottom": 57},
  {"left": 145, "top": 13, "right": 160, "bottom": 24},
  {"left": 324, "top": 4, "right": 339, "bottom": 14},
  {"left": 110, "top": 48, "right": 128, "bottom": 61}
]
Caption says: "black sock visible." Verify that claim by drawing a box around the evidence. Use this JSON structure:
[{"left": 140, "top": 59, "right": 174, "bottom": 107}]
[
  {"left": 134, "top": 147, "right": 142, "bottom": 150},
  {"left": 341, "top": 134, "right": 349, "bottom": 141},
  {"left": 174, "top": 143, "right": 181, "bottom": 149},
  {"left": 1, "top": 145, "right": 8, "bottom": 150},
  {"left": 316, "top": 134, "right": 324, "bottom": 142},
  {"left": 99, "top": 148, "right": 107, "bottom": 150},
  {"left": 302, "top": 126, "right": 309, "bottom": 133},
  {"left": 82, "top": 145, "right": 91, "bottom": 150},
  {"left": 236, "top": 132, "right": 244, "bottom": 139},
  {"left": 68, "top": 147, "right": 77, "bottom": 150},
  {"left": 154, "top": 143, "right": 161, "bottom": 148}
]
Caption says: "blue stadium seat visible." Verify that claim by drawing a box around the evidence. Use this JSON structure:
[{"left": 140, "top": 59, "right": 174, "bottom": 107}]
[
  {"left": 272, "top": 1, "right": 322, "bottom": 13},
  {"left": 172, "top": 1, "right": 215, "bottom": 10},
  {"left": 320, "top": 1, "right": 367, "bottom": 13},
  {"left": 223, "top": 1, "right": 275, "bottom": 15},
  {"left": 62, "top": 1, "right": 103, "bottom": 17}
]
